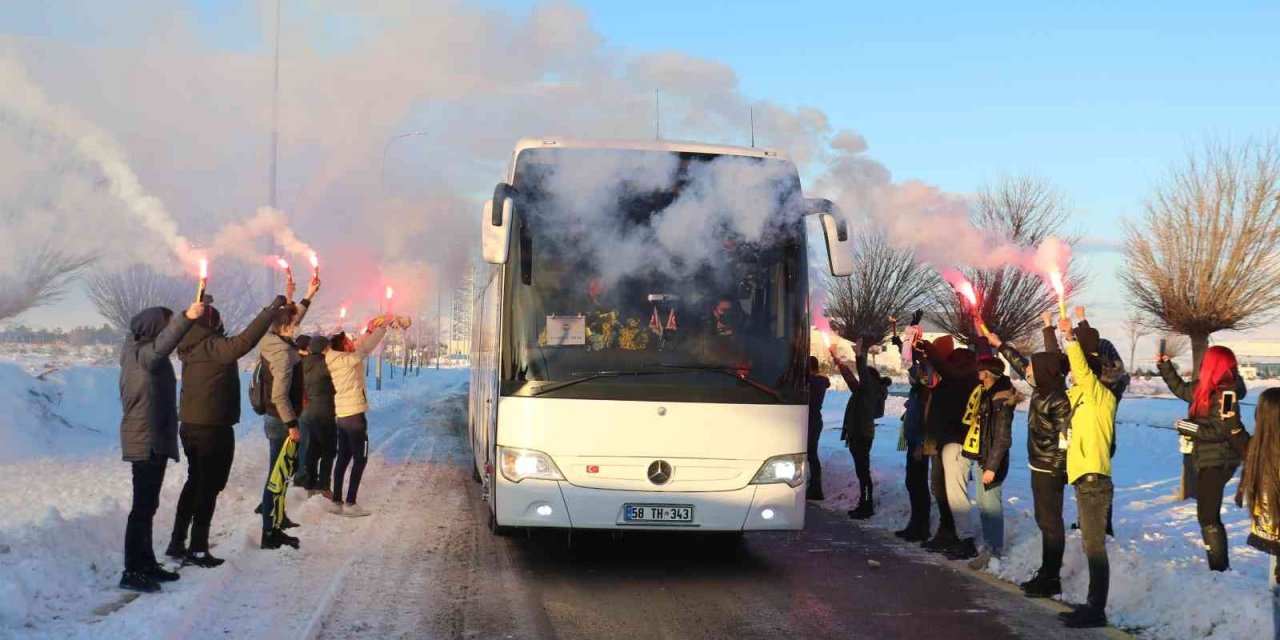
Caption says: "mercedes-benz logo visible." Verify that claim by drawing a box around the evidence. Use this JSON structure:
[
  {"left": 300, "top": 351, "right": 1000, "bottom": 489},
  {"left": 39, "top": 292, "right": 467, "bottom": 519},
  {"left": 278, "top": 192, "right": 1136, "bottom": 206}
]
[{"left": 647, "top": 460, "right": 673, "bottom": 485}]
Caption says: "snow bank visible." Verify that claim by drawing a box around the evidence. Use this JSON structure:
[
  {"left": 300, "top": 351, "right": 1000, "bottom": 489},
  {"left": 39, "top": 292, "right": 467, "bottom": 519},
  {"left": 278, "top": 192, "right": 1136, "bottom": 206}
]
[
  {"left": 816, "top": 389, "right": 1276, "bottom": 639},
  {"left": 0, "top": 364, "right": 467, "bottom": 637}
]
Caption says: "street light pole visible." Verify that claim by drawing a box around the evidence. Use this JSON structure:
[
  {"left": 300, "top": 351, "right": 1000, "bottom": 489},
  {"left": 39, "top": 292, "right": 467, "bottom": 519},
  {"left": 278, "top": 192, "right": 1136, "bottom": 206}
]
[
  {"left": 380, "top": 131, "right": 431, "bottom": 191},
  {"left": 266, "top": 0, "right": 282, "bottom": 299}
]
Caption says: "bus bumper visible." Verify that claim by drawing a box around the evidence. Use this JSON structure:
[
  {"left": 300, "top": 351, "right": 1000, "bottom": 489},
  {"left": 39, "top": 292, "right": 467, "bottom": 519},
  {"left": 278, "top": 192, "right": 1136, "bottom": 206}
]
[{"left": 494, "top": 476, "right": 805, "bottom": 531}]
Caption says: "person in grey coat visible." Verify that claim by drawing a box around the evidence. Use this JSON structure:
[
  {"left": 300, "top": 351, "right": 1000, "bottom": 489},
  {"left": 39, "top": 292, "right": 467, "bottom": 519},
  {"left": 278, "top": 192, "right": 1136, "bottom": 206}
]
[{"left": 118, "top": 301, "right": 203, "bottom": 593}]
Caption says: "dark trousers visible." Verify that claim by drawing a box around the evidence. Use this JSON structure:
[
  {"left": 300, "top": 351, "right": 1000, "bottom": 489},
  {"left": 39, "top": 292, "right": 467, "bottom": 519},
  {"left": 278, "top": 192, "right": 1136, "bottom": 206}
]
[
  {"left": 301, "top": 415, "right": 337, "bottom": 491},
  {"left": 848, "top": 432, "right": 873, "bottom": 497},
  {"left": 1031, "top": 471, "right": 1067, "bottom": 578},
  {"left": 292, "top": 420, "right": 312, "bottom": 486},
  {"left": 1195, "top": 465, "right": 1231, "bottom": 529},
  {"left": 333, "top": 414, "right": 370, "bottom": 504},
  {"left": 904, "top": 450, "right": 930, "bottom": 533},
  {"left": 1073, "top": 474, "right": 1113, "bottom": 612},
  {"left": 806, "top": 418, "right": 823, "bottom": 497},
  {"left": 261, "top": 436, "right": 285, "bottom": 531},
  {"left": 124, "top": 455, "right": 167, "bottom": 571},
  {"left": 930, "top": 452, "right": 956, "bottom": 536},
  {"left": 172, "top": 423, "right": 235, "bottom": 553}
]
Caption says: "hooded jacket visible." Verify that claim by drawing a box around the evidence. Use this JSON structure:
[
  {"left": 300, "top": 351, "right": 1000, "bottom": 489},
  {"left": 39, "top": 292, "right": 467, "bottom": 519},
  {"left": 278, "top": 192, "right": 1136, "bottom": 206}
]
[
  {"left": 301, "top": 348, "right": 337, "bottom": 421},
  {"left": 177, "top": 301, "right": 280, "bottom": 426},
  {"left": 1065, "top": 340, "right": 1117, "bottom": 483},
  {"left": 258, "top": 299, "right": 312, "bottom": 426},
  {"left": 919, "top": 337, "right": 980, "bottom": 447},
  {"left": 119, "top": 308, "right": 193, "bottom": 462},
  {"left": 901, "top": 362, "right": 932, "bottom": 449},
  {"left": 1157, "top": 359, "right": 1247, "bottom": 471},
  {"left": 837, "top": 350, "right": 886, "bottom": 440},
  {"left": 962, "top": 375, "right": 1020, "bottom": 487},
  {"left": 999, "top": 344, "right": 1072, "bottom": 475},
  {"left": 326, "top": 325, "right": 388, "bottom": 418}
]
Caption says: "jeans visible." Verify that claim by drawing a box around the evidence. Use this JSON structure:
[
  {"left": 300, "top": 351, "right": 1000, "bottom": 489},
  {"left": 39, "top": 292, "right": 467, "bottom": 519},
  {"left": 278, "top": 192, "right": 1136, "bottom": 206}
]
[
  {"left": 172, "top": 423, "right": 235, "bottom": 553},
  {"left": 1031, "top": 471, "right": 1067, "bottom": 577},
  {"left": 806, "top": 418, "right": 823, "bottom": 497},
  {"left": 904, "top": 449, "right": 930, "bottom": 533},
  {"left": 848, "top": 431, "right": 874, "bottom": 497},
  {"left": 970, "top": 459, "right": 1004, "bottom": 552},
  {"left": 940, "top": 443, "right": 972, "bottom": 539},
  {"left": 125, "top": 454, "right": 166, "bottom": 570},
  {"left": 930, "top": 452, "right": 956, "bottom": 537},
  {"left": 1074, "top": 473, "right": 1113, "bottom": 612},
  {"left": 333, "top": 414, "right": 370, "bottom": 504}
]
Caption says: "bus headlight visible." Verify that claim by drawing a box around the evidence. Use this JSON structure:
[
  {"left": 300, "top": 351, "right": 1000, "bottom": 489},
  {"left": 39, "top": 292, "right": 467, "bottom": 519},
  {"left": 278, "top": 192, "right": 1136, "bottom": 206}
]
[
  {"left": 750, "top": 453, "right": 806, "bottom": 488},
  {"left": 498, "top": 447, "right": 565, "bottom": 483}
]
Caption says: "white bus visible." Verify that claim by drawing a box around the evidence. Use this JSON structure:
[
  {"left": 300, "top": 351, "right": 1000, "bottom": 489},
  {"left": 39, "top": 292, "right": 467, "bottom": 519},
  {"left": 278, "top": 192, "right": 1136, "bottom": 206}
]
[{"left": 469, "top": 137, "right": 851, "bottom": 535}]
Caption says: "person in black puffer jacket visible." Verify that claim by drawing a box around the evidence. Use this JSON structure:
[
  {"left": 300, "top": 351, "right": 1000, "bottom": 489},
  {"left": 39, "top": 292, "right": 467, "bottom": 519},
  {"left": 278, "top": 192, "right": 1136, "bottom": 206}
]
[
  {"left": 916, "top": 335, "right": 982, "bottom": 557},
  {"left": 300, "top": 334, "right": 338, "bottom": 497},
  {"left": 989, "top": 331, "right": 1073, "bottom": 597},
  {"left": 167, "top": 295, "right": 284, "bottom": 568},
  {"left": 1158, "top": 345, "right": 1248, "bottom": 571}
]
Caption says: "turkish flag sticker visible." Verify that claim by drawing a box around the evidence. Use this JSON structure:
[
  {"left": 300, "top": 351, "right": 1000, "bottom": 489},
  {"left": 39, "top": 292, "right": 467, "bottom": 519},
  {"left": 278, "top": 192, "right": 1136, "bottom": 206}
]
[{"left": 586, "top": 465, "right": 600, "bottom": 474}]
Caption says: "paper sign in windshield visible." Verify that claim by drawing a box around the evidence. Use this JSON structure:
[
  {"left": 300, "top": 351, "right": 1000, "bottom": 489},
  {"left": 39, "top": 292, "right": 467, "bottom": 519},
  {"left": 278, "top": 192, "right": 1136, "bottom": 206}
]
[{"left": 546, "top": 316, "right": 586, "bottom": 346}]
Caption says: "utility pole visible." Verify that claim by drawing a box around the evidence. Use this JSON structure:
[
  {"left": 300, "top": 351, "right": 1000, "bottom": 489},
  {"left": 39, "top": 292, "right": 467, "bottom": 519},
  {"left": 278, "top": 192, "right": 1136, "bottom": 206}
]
[
  {"left": 436, "top": 286, "right": 442, "bottom": 370},
  {"left": 266, "top": 0, "right": 281, "bottom": 299}
]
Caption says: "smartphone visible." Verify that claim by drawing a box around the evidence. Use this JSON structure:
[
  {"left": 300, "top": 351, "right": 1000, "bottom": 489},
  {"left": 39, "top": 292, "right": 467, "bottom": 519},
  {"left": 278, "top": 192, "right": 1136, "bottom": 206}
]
[{"left": 1221, "top": 391, "right": 1238, "bottom": 416}]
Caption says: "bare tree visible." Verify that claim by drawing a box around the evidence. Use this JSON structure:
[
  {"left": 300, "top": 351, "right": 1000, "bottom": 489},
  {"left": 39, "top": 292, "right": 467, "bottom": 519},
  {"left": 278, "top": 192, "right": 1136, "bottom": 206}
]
[
  {"left": 1123, "top": 310, "right": 1149, "bottom": 372},
  {"left": 0, "top": 242, "right": 94, "bottom": 323},
  {"left": 1161, "top": 334, "right": 1190, "bottom": 361},
  {"left": 932, "top": 176, "right": 1084, "bottom": 346},
  {"left": 86, "top": 264, "right": 191, "bottom": 331},
  {"left": 824, "top": 232, "right": 936, "bottom": 345},
  {"left": 1121, "top": 140, "right": 1280, "bottom": 371}
]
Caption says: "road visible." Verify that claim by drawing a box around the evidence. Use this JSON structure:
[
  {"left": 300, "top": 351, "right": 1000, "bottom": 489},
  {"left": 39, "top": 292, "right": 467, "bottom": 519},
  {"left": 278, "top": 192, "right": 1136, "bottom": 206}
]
[{"left": 304, "top": 393, "right": 1115, "bottom": 640}]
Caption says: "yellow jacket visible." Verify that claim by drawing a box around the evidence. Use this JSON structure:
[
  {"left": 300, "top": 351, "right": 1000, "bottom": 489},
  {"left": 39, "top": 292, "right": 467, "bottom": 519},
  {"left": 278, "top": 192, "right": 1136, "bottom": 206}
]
[{"left": 1065, "top": 340, "right": 1117, "bottom": 483}]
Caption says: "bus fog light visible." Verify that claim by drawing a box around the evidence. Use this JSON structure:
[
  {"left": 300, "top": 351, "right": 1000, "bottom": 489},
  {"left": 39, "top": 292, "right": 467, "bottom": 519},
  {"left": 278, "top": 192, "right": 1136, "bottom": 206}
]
[
  {"left": 761, "top": 508, "right": 775, "bottom": 520},
  {"left": 750, "top": 453, "right": 807, "bottom": 488},
  {"left": 536, "top": 505, "right": 553, "bottom": 517}
]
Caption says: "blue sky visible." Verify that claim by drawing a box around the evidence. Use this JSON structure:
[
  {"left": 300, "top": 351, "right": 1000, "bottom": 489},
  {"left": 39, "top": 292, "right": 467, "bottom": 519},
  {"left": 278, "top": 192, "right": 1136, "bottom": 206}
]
[{"left": 6, "top": 0, "right": 1279, "bottom": 336}]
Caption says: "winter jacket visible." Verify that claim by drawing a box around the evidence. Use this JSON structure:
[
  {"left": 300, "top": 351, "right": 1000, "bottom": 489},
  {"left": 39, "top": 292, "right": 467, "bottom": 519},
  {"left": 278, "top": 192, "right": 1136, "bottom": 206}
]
[
  {"left": 327, "top": 326, "right": 388, "bottom": 418},
  {"left": 119, "top": 310, "right": 193, "bottom": 462},
  {"left": 1064, "top": 340, "right": 1117, "bottom": 484},
  {"left": 1045, "top": 323, "right": 1130, "bottom": 402},
  {"left": 177, "top": 302, "right": 279, "bottom": 426},
  {"left": 1157, "top": 359, "right": 1247, "bottom": 471},
  {"left": 257, "top": 299, "right": 312, "bottom": 426},
  {"left": 919, "top": 340, "right": 980, "bottom": 447},
  {"left": 837, "top": 352, "right": 885, "bottom": 440},
  {"left": 999, "top": 343, "right": 1072, "bottom": 475},
  {"left": 961, "top": 375, "right": 1019, "bottom": 487},
  {"left": 301, "top": 352, "right": 337, "bottom": 421},
  {"left": 807, "top": 374, "right": 830, "bottom": 427},
  {"left": 901, "top": 363, "right": 931, "bottom": 449}
]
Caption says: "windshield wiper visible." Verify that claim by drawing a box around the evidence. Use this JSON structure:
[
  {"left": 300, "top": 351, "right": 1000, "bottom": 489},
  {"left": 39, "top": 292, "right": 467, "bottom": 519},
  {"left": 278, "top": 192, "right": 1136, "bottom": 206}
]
[
  {"left": 528, "top": 370, "right": 670, "bottom": 397},
  {"left": 644, "top": 364, "right": 784, "bottom": 402}
]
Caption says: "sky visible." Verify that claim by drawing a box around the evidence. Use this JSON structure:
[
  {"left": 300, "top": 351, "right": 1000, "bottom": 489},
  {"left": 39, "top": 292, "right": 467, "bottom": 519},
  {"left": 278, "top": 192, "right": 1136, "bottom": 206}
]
[{"left": 3, "top": 0, "right": 1278, "bottom": 353}]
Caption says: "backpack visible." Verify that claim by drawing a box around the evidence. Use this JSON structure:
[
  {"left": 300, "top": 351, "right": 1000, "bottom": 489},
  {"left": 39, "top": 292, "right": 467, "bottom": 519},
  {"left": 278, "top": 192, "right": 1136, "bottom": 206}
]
[{"left": 249, "top": 357, "right": 268, "bottom": 416}]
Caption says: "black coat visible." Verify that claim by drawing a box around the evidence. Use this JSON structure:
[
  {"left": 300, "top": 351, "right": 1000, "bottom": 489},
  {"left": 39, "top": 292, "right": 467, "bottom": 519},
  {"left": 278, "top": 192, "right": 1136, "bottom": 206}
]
[
  {"left": 919, "top": 340, "right": 980, "bottom": 447},
  {"left": 963, "top": 376, "right": 1019, "bottom": 487},
  {"left": 177, "top": 304, "right": 276, "bottom": 426},
  {"left": 301, "top": 352, "right": 337, "bottom": 421},
  {"left": 119, "top": 310, "right": 193, "bottom": 462},
  {"left": 837, "top": 353, "right": 885, "bottom": 440},
  {"left": 1158, "top": 360, "right": 1247, "bottom": 471},
  {"left": 999, "top": 343, "right": 1072, "bottom": 475}
]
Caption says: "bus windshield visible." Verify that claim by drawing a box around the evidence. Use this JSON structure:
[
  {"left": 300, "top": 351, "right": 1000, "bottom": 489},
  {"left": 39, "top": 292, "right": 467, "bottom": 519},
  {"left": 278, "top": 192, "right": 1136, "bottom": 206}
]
[{"left": 501, "top": 148, "right": 810, "bottom": 404}]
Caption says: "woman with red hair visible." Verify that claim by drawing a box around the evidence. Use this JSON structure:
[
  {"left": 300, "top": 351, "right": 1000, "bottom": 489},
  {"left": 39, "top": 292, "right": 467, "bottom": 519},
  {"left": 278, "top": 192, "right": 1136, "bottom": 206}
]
[{"left": 1158, "top": 345, "right": 1248, "bottom": 571}]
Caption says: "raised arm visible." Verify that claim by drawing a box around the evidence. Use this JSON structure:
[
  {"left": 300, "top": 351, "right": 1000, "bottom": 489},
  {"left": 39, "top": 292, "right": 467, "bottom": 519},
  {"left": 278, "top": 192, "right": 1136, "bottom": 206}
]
[
  {"left": 141, "top": 307, "right": 198, "bottom": 371},
  {"left": 354, "top": 324, "right": 389, "bottom": 358},
  {"left": 1157, "top": 359, "right": 1193, "bottom": 403},
  {"left": 917, "top": 338, "right": 961, "bottom": 380},
  {"left": 204, "top": 298, "right": 282, "bottom": 365},
  {"left": 997, "top": 343, "right": 1030, "bottom": 381}
]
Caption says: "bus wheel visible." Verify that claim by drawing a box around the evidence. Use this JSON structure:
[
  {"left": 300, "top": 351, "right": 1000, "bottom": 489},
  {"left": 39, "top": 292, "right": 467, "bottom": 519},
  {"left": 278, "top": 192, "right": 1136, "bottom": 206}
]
[{"left": 489, "top": 508, "right": 515, "bottom": 537}]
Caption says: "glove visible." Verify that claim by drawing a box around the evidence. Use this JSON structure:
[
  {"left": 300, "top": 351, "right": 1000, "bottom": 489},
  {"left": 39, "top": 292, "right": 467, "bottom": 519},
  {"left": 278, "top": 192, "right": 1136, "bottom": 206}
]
[
  {"left": 891, "top": 335, "right": 903, "bottom": 348},
  {"left": 910, "top": 309, "right": 924, "bottom": 326}
]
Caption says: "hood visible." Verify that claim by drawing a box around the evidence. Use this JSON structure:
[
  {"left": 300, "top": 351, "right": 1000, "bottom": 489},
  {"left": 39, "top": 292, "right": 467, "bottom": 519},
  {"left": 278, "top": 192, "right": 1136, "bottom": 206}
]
[
  {"left": 948, "top": 347, "right": 977, "bottom": 378},
  {"left": 177, "top": 319, "right": 217, "bottom": 356},
  {"left": 988, "top": 375, "right": 1021, "bottom": 405},
  {"left": 193, "top": 305, "right": 224, "bottom": 336},
  {"left": 130, "top": 307, "right": 173, "bottom": 342},
  {"left": 1030, "top": 352, "right": 1066, "bottom": 392},
  {"left": 931, "top": 335, "right": 955, "bottom": 359}
]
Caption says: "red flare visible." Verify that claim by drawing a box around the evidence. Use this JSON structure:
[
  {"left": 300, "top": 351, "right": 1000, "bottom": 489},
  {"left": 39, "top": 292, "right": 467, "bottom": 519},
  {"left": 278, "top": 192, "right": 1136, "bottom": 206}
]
[
  {"left": 198, "top": 259, "right": 208, "bottom": 279},
  {"left": 339, "top": 306, "right": 348, "bottom": 319},
  {"left": 385, "top": 286, "right": 394, "bottom": 300},
  {"left": 820, "top": 331, "right": 832, "bottom": 349},
  {"left": 956, "top": 280, "right": 978, "bottom": 308},
  {"left": 309, "top": 253, "right": 319, "bottom": 269},
  {"left": 276, "top": 258, "right": 289, "bottom": 270}
]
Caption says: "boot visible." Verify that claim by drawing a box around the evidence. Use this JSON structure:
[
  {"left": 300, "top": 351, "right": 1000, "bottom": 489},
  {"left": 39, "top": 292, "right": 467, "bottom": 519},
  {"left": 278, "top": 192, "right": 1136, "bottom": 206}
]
[
  {"left": 262, "top": 528, "right": 301, "bottom": 550},
  {"left": 849, "top": 495, "right": 874, "bottom": 519},
  {"left": 1020, "top": 569, "right": 1062, "bottom": 598},
  {"left": 143, "top": 564, "right": 181, "bottom": 583},
  {"left": 943, "top": 537, "right": 979, "bottom": 560},
  {"left": 183, "top": 550, "right": 224, "bottom": 568},
  {"left": 922, "top": 528, "right": 957, "bottom": 552},
  {"left": 119, "top": 570, "right": 161, "bottom": 593},
  {"left": 1202, "top": 524, "right": 1229, "bottom": 572},
  {"left": 164, "top": 541, "right": 187, "bottom": 560},
  {"left": 1060, "top": 605, "right": 1107, "bottom": 629},
  {"left": 281, "top": 515, "right": 300, "bottom": 530}
]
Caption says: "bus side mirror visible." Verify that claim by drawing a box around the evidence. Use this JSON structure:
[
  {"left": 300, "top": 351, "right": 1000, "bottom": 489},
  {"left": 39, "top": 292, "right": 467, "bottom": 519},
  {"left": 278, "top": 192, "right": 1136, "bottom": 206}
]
[
  {"left": 482, "top": 197, "right": 512, "bottom": 264},
  {"left": 806, "top": 198, "right": 853, "bottom": 277}
]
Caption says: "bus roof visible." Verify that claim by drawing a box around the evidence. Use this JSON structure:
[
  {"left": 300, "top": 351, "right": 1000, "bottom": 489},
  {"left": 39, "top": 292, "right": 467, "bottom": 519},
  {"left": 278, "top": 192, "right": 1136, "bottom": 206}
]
[{"left": 507, "top": 137, "right": 792, "bottom": 179}]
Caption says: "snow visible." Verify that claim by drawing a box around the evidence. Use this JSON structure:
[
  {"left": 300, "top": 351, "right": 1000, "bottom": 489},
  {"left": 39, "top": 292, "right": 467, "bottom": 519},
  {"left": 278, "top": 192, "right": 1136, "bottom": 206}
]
[
  {"left": 816, "top": 387, "right": 1276, "bottom": 639},
  {"left": 0, "top": 362, "right": 468, "bottom": 638}
]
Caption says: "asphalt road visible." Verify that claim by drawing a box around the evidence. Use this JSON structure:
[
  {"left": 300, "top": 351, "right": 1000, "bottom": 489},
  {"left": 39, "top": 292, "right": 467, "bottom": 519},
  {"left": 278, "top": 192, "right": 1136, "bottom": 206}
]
[{"left": 316, "top": 407, "right": 1116, "bottom": 640}]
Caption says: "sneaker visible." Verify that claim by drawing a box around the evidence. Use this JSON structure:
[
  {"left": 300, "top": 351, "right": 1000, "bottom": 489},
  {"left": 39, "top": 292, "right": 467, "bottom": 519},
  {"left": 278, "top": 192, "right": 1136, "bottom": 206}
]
[
  {"left": 143, "top": 564, "right": 180, "bottom": 583},
  {"left": 281, "top": 516, "right": 300, "bottom": 530},
  {"left": 164, "top": 541, "right": 187, "bottom": 560},
  {"left": 967, "top": 546, "right": 992, "bottom": 570},
  {"left": 326, "top": 501, "right": 344, "bottom": 515},
  {"left": 894, "top": 527, "right": 928, "bottom": 542},
  {"left": 1061, "top": 605, "right": 1108, "bottom": 629},
  {"left": 183, "top": 551, "right": 225, "bottom": 568},
  {"left": 1020, "top": 570, "right": 1062, "bottom": 598},
  {"left": 847, "top": 501, "right": 875, "bottom": 520},
  {"left": 341, "top": 503, "right": 371, "bottom": 518},
  {"left": 922, "top": 532, "right": 957, "bottom": 553},
  {"left": 119, "top": 570, "right": 161, "bottom": 593},
  {"left": 943, "top": 537, "right": 979, "bottom": 560},
  {"left": 261, "top": 528, "right": 301, "bottom": 550}
]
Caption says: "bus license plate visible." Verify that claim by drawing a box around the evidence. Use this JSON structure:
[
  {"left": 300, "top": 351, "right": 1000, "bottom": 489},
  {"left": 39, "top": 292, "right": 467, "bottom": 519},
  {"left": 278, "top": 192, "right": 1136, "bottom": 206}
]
[{"left": 622, "top": 504, "right": 694, "bottom": 524}]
